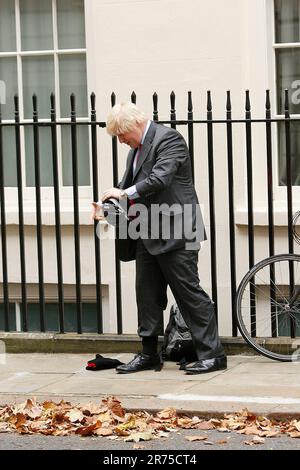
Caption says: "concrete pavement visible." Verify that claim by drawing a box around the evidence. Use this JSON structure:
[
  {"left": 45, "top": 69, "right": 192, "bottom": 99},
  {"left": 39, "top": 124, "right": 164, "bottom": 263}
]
[{"left": 1, "top": 353, "right": 300, "bottom": 416}]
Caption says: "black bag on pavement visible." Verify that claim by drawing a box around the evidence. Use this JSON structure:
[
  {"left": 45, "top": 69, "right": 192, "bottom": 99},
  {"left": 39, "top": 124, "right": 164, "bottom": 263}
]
[
  {"left": 86, "top": 354, "right": 124, "bottom": 371},
  {"left": 162, "top": 304, "right": 197, "bottom": 365}
]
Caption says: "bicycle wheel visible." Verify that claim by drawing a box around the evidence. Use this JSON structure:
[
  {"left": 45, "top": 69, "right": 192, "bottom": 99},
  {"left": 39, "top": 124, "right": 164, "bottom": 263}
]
[{"left": 236, "top": 253, "right": 300, "bottom": 361}]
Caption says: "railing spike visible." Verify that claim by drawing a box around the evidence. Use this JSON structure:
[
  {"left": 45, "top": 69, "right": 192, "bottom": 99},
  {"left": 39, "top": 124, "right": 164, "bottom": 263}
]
[
  {"left": 90, "top": 92, "right": 96, "bottom": 110},
  {"left": 32, "top": 94, "right": 37, "bottom": 113},
  {"left": 70, "top": 93, "right": 76, "bottom": 113},
  {"left": 131, "top": 91, "right": 136, "bottom": 104},
  {"left": 188, "top": 91, "right": 193, "bottom": 112},
  {"left": 111, "top": 92, "right": 116, "bottom": 107},
  {"left": 245, "top": 89, "right": 251, "bottom": 112},
  {"left": 284, "top": 89, "right": 290, "bottom": 117},
  {"left": 170, "top": 90, "right": 176, "bottom": 109},
  {"left": 152, "top": 92, "right": 158, "bottom": 121},
  {"left": 226, "top": 90, "right": 232, "bottom": 111},
  {"left": 266, "top": 89, "right": 271, "bottom": 111},
  {"left": 207, "top": 90, "right": 212, "bottom": 112}
]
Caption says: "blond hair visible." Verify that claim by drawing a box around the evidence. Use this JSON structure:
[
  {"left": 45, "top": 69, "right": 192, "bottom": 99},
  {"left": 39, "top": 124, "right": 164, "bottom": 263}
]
[{"left": 106, "top": 102, "right": 147, "bottom": 136}]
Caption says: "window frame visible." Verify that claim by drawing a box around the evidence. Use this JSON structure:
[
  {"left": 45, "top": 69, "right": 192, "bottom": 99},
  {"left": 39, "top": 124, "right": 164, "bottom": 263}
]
[
  {"left": 272, "top": 0, "right": 300, "bottom": 199},
  {"left": 0, "top": 0, "right": 91, "bottom": 209}
]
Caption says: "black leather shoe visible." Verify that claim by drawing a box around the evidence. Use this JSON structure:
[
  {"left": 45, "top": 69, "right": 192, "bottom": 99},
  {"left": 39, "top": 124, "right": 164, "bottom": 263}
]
[
  {"left": 184, "top": 355, "right": 227, "bottom": 374},
  {"left": 116, "top": 353, "right": 161, "bottom": 374}
]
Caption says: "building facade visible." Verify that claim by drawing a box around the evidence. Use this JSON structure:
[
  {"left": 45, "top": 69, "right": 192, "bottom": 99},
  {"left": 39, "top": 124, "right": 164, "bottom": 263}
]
[{"left": 0, "top": 0, "right": 299, "bottom": 337}]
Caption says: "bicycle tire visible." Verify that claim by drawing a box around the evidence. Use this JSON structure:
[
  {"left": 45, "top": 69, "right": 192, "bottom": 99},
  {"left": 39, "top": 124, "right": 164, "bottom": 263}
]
[{"left": 236, "top": 253, "right": 300, "bottom": 362}]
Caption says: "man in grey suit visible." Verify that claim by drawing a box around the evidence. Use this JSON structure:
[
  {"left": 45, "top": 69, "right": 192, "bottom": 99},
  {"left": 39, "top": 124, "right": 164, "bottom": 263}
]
[{"left": 93, "top": 102, "right": 226, "bottom": 374}]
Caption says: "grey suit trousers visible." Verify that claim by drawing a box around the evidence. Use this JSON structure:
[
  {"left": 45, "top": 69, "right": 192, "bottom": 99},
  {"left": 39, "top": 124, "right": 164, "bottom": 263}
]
[{"left": 135, "top": 239, "right": 224, "bottom": 360}]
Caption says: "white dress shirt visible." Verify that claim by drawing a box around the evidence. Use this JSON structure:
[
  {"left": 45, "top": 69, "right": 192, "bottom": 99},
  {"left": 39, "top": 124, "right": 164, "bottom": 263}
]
[{"left": 125, "top": 120, "right": 151, "bottom": 200}]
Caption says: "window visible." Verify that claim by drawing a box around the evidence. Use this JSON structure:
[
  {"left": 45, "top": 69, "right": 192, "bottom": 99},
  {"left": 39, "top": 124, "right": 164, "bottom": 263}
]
[
  {"left": 0, "top": 0, "right": 89, "bottom": 188},
  {"left": 277, "top": 291, "right": 300, "bottom": 336},
  {"left": 0, "top": 302, "right": 98, "bottom": 332},
  {"left": 274, "top": 0, "right": 300, "bottom": 185}
]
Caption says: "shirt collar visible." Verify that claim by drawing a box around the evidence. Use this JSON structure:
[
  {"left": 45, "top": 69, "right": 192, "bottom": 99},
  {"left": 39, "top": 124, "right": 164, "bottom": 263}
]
[{"left": 141, "top": 120, "right": 151, "bottom": 146}]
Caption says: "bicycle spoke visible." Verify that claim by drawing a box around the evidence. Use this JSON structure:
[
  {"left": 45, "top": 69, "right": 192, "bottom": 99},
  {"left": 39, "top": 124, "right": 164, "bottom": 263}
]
[
  {"left": 243, "top": 281, "right": 289, "bottom": 310},
  {"left": 236, "top": 255, "right": 300, "bottom": 361}
]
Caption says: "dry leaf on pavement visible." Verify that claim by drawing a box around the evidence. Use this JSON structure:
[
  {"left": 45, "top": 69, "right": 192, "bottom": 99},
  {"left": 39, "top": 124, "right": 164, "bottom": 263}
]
[
  {"left": 156, "top": 408, "right": 177, "bottom": 420},
  {"left": 0, "top": 398, "right": 299, "bottom": 444},
  {"left": 288, "top": 431, "right": 300, "bottom": 438},
  {"left": 102, "top": 397, "right": 125, "bottom": 419},
  {"left": 237, "top": 425, "right": 264, "bottom": 436},
  {"left": 124, "top": 431, "right": 154, "bottom": 443},
  {"left": 185, "top": 435, "right": 207, "bottom": 442},
  {"left": 244, "top": 436, "right": 265, "bottom": 446},
  {"left": 261, "top": 430, "right": 280, "bottom": 438},
  {"left": 177, "top": 417, "right": 194, "bottom": 428},
  {"left": 157, "top": 431, "right": 170, "bottom": 438},
  {"left": 75, "top": 420, "right": 102, "bottom": 436},
  {"left": 194, "top": 421, "right": 215, "bottom": 430},
  {"left": 66, "top": 409, "right": 85, "bottom": 423},
  {"left": 115, "top": 415, "right": 136, "bottom": 433},
  {"left": 94, "top": 428, "right": 113, "bottom": 437}
]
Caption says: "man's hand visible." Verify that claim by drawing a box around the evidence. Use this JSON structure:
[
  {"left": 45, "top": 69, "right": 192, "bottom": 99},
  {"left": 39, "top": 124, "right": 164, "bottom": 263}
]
[
  {"left": 90, "top": 202, "right": 104, "bottom": 222},
  {"left": 101, "top": 187, "right": 123, "bottom": 202}
]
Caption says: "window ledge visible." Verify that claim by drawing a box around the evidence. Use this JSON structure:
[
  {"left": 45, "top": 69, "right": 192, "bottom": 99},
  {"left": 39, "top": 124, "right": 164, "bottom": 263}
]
[
  {"left": 2, "top": 202, "right": 109, "bottom": 227},
  {"left": 3, "top": 205, "right": 297, "bottom": 227},
  {"left": 235, "top": 207, "right": 297, "bottom": 226}
]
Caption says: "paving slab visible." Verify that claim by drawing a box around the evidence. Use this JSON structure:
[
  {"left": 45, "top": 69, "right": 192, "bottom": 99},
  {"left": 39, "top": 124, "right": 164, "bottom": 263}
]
[
  {"left": 37, "top": 376, "right": 200, "bottom": 396},
  {"left": 202, "top": 372, "right": 300, "bottom": 387},
  {"left": 1, "top": 354, "right": 300, "bottom": 417},
  {"left": 1, "top": 353, "right": 101, "bottom": 374},
  {"left": 0, "top": 372, "right": 72, "bottom": 394},
  {"left": 223, "top": 360, "right": 300, "bottom": 375}
]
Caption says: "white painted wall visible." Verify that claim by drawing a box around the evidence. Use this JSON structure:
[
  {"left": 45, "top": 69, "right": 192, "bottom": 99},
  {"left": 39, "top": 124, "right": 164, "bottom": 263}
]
[{"left": 2, "top": 0, "right": 298, "bottom": 336}]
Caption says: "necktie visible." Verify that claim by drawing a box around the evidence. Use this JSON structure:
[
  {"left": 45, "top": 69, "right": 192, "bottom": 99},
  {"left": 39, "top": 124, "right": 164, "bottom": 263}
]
[{"left": 133, "top": 143, "right": 142, "bottom": 174}]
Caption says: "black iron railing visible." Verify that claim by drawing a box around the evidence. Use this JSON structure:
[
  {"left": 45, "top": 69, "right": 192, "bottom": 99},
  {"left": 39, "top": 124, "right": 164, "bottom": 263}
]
[{"left": 0, "top": 89, "right": 298, "bottom": 337}]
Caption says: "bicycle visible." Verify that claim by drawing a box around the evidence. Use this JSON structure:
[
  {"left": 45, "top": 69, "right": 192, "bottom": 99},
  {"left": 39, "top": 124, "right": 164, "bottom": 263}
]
[{"left": 236, "top": 212, "right": 300, "bottom": 362}]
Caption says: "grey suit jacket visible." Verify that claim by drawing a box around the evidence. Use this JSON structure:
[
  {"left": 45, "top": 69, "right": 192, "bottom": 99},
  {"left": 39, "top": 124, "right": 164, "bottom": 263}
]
[{"left": 118, "top": 121, "right": 206, "bottom": 259}]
